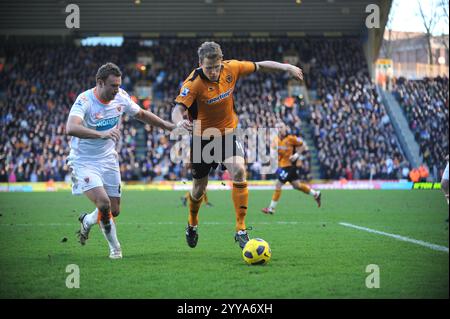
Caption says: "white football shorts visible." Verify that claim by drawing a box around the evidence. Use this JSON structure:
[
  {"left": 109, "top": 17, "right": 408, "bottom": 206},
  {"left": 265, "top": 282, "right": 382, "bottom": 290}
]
[{"left": 68, "top": 155, "right": 121, "bottom": 198}]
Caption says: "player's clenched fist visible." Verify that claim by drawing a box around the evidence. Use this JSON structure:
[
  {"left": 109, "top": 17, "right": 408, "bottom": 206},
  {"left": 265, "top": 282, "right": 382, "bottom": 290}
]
[
  {"left": 176, "top": 120, "right": 193, "bottom": 132},
  {"left": 101, "top": 128, "right": 121, "bottom": 143}
]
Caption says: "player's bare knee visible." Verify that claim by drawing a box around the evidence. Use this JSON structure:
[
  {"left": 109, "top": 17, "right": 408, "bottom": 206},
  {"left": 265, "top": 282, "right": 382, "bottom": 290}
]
[
  {"left": 96, "top": 199, "right": 111, "bottom": 214},
  {"left": 111, "top": 210, "right": 120, "bottom": 217},
  {"left": 192, "top": 188, "right": 205, "bottom": 200},
  {"left": 192, "top": 178, "right": 207, "bottom": 200},
  {"left": 233, "top": 166, "right": 246, "bottom": 182}
]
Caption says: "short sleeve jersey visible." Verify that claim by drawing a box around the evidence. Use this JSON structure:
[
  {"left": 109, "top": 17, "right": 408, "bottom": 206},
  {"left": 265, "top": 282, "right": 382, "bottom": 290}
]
[
  {"left": 175, "top": 59, "right": 256, "bottom": 135},
  {"left": 68, "top": 88, "right": 141, "bottom": 160},
  {"left": 278, "top": 135, "right": 304, "bottom": 168}
]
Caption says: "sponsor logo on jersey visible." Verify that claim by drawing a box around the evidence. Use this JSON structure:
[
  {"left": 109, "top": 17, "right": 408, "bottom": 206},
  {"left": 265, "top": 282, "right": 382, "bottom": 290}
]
[
  {"left": 206, "top": 88, "right": 233, "bottom": 104},
  {"left": 96, "top": 116, "right": 120, "bottom": 131},
  {"left": 181, "top": 87, "right": 190, "bottom": 97}
]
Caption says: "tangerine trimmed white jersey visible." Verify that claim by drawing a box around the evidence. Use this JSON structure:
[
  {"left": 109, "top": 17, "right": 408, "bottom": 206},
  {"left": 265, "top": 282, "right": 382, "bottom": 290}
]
[{"left": 68, "top": 87, "right": 141, "bottom": 161}]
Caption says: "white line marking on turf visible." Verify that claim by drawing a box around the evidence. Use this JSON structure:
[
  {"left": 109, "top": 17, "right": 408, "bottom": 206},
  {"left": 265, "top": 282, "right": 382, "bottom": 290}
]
[{"left": 339, "top": 222, "right": 449, "bottom": 253}]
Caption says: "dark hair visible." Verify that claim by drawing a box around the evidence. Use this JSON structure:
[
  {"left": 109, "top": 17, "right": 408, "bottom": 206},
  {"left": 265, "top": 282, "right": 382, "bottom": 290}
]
[
  {"left": 96, "top": 62, "right": 122, "bottom": 83},
  {"left": 197, "top": 42, "right": 223, "bottom": 62}
]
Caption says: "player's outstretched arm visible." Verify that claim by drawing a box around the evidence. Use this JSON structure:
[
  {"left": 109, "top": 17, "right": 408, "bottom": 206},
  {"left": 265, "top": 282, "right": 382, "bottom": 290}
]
[
  {"left": 134, "top": 109, "right": 176, "bottom": 131},
  {"left": 66, "top": 115, "right": 120, "bottom": 142},
  {"left": 255, "top": 61, "right": 303, "bottom": 81},
  {"left": 171, "top": 104, "right": 193, "bottom": 132}
]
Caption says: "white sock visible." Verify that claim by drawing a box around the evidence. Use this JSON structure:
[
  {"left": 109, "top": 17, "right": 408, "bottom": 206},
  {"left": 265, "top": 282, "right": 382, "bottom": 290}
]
[
  {"left": 99, "top": 219, "right": 121, "bottom": 252},
  {"left": 84, "top": 208, "right": 99, "bottom": 227},
  {"left": 269, "top": 200, "right": 278, "bottom": 210},
  {"left": 309, "top": 189, "right": 318, "bottom": 197}
]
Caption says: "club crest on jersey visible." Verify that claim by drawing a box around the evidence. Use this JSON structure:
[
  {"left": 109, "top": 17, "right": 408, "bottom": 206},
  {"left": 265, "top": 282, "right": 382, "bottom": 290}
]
[
  {"left": 226, "top": 74, "right": 233, "bottom": 83},
  {"left": 181, "top": 87, "right": 190, "bottom": 97},
  {"left": 84, "top": 177, "right": 90, "bottom": 184},
  {"left": 117, "top": 106, "right": 122, "bottom": 112}
]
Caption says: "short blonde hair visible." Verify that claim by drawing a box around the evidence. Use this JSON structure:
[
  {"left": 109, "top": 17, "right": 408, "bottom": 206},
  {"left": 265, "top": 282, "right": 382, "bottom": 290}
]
[{"left": 197, "top": 41, "right": 223, "bottom": 63}]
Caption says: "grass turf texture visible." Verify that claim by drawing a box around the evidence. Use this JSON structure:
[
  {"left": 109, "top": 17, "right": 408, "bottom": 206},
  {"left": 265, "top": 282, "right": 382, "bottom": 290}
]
[{"left": 0, "top": 190, "right": 448, "bottom": 298}]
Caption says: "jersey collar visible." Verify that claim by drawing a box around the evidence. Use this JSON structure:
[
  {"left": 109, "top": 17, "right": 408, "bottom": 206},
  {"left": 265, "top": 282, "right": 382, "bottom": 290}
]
[
  {"left": 93, "top": 87, "right": 111, "bottom": 105},
  {"left": 197, "top": 65, "right": 224, "bottom": 83}
]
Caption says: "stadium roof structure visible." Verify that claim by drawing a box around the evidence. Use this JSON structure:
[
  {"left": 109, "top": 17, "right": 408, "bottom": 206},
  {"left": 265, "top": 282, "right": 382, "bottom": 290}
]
[
  {"left": 0, "top": 0, "right": 392, "bottom": 64},
  {"left": 1, "top": 0, "right": 391, "bottom": 37}
]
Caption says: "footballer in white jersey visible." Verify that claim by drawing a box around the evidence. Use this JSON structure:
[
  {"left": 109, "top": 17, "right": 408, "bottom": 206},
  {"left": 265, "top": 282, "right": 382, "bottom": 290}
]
[
  {"left": 67, "top": 87, "right": 140, "bottom": 197},
  {"left": 68, "top": 87, "right": 140, "bottom": 161},
  {"left": 66, "top": 62, "right": 177, "bottom": 259}
]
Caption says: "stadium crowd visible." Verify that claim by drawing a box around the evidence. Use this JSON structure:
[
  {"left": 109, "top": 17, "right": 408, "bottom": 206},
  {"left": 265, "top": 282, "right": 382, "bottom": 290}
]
[
  {"left": 392, "top": 76, "right": 449, "bottom": 179},
  {"left": 1, "top": 43, "right": 136, "bottom": 182},
  {"left": 0, "top": 39, "right": 307, "bottom": 182},
  {"left": 305, "top": 39, "right": 409, "bottom": 180},
  {"left": 0, "top": 38, "right": 425, "bottom": 183}
]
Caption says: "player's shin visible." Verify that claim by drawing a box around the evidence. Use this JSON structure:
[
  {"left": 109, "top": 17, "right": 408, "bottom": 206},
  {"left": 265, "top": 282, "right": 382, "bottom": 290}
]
[
  {"left": 441, "top": 179, "right": 449, "bottom": 205},
  {"left": 99, "top": 212, "right": 121, "bottom": 252},
  {"left": 296, "top": 183, "right": 318, "bottom": 197},
  {"left": 232, "top": 181, "right": 248, "bottom": 231},
  {"left": 188, "top": 193, "right": 203, "bottom": 226},
  {"left": 84, "top": 208, "right": 99, "bottom": 227},
  {"left": 270, "top": 189, "right": 282, "bottom": 210},
  {"left": 297, "top": 183, "right": 311, "bottom": 194}
]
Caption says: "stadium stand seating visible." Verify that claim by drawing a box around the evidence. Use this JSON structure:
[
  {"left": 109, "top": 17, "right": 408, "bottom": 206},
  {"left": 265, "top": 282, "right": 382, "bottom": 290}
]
[
  {"left": 2, "top": 38, "right": 445, "bottom": 182},
  {"left": 392, "top": 76, "right": 449, "bottom": 179}
]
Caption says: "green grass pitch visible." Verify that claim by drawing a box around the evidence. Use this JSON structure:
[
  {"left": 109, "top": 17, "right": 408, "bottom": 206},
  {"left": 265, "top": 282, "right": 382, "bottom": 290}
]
[{"left": 0, "top": 190, "right": 448, "bottom": 298}]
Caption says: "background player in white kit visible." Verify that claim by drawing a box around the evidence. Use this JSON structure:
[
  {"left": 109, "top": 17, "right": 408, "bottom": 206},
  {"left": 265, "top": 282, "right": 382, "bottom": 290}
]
[
  {"left": 66, "top": 63, "right": 176, "bottom": 259},
  {"left": 441, "top": 155, "right": 449, "bottom": 222}
]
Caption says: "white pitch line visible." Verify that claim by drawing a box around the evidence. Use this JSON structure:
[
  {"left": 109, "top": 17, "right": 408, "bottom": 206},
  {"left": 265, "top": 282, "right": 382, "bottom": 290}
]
[{"left": 339, "top": 222, "right": 449, "bottom": 253}]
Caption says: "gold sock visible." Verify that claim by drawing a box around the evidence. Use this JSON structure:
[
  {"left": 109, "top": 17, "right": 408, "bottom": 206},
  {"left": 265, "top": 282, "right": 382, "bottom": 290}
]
[
  {"left": 272, "top": 189, "right": 282, "bottom": 201},
  {"left": 188, "top": 193, "right": 203, "bottom": 226},
  {"left": 298, "top": 183, "right": 311, "bottom": 194},
  {"left": 232, "top": 181, "right": 248, "bottom": 231}
]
